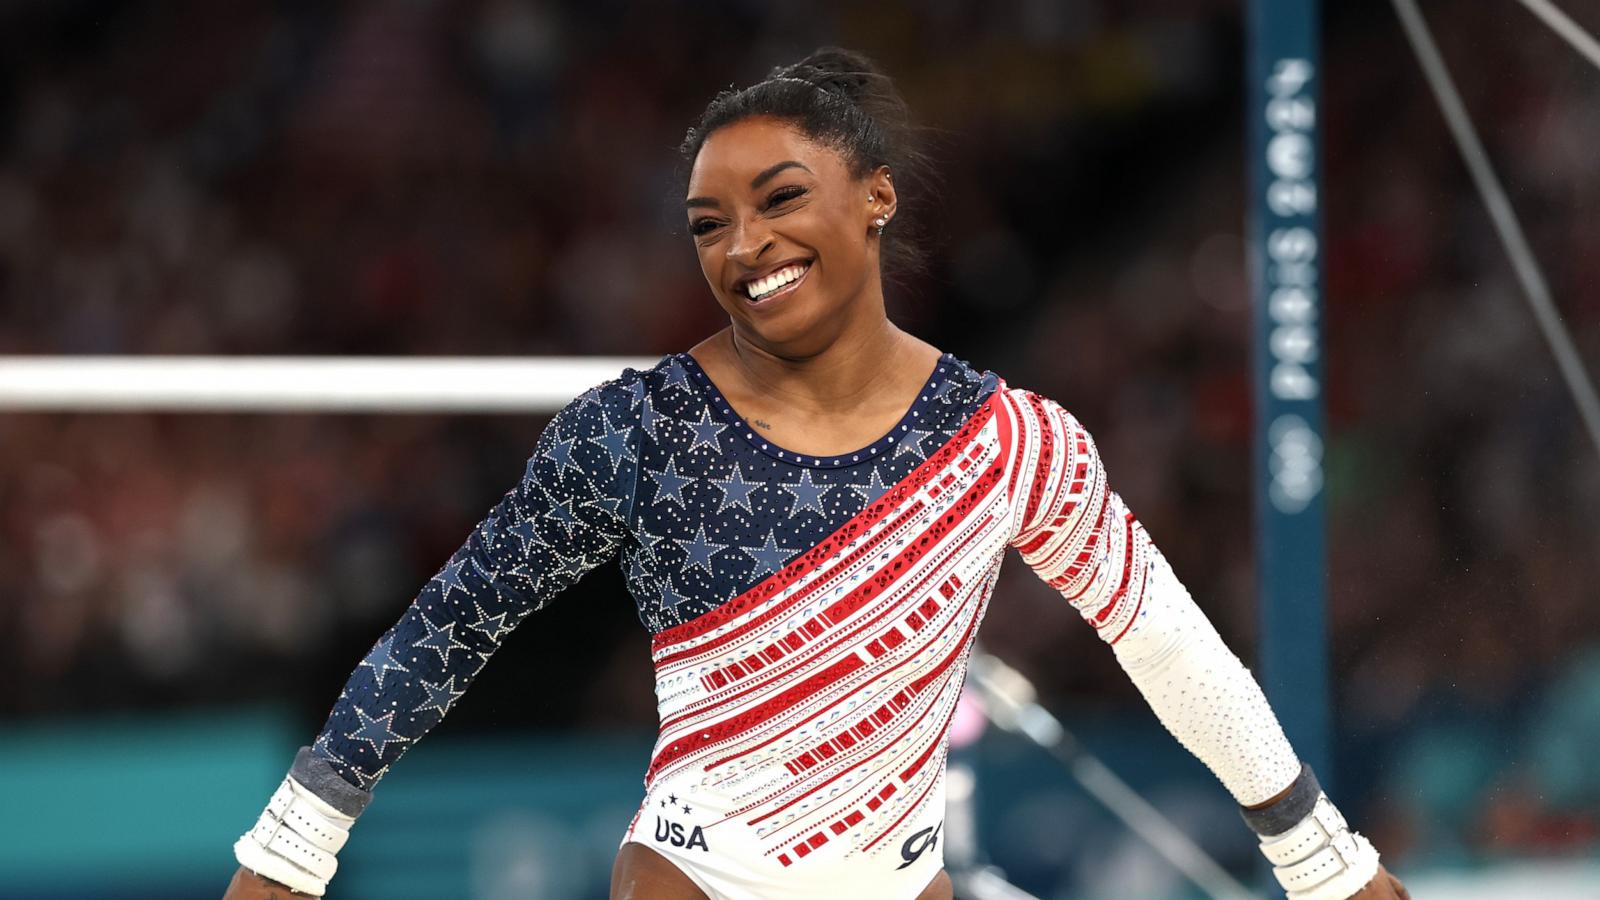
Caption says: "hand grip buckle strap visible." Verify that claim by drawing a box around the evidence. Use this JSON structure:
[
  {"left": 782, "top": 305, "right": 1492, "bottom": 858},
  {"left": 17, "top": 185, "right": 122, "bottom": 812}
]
[
  {"left": 234, "top": 774, "right": 357, "bottom": 896},
  {"left": 1241, "top": 765, "right": 1380, "bottom": 900}
]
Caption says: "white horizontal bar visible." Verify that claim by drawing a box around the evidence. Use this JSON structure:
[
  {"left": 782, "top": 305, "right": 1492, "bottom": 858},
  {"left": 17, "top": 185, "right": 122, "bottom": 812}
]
[{"left": 0, "top": 356, "right": 662, "bottom": 413}]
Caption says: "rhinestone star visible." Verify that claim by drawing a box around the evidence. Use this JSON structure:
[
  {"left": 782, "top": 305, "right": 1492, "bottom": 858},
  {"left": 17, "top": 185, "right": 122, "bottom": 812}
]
[
  {"left": 684, "top": 406, "right": 724, "bottom": 454},
  {"left": 587, "top": 412, "right": 634, "bottom": 474},
  {"left": 641, "top": 394, "right": 670, "bottom": 442},
  {"left": 413, "top": 675, "right": 466, "bottom": 715},
  {"left": 741, "top": 532, "right": 792, "bottom": 575},
  {"left": 678, "top": 524, "right": 728, "bottom": 576},
  {"left": 348, "top": 707, "right": 407, "bottom": 756},
  {"left": 780, "top": 468, "right": 829, "bottom": 517},
  {"left": 549, "top": 551, "right": 587, "bottom": 583},
  {"left": 414, "top": 614, "right": 471, "bottom": 666},
  {"left": 714, "top": 464, "right": 761, "bottom": 514},
  {"left": 660, "top": 581, "right": 689, "bottom": 609},
  {"left": 648, "top": 458, "right": 692, "bottom": 508},
  {"left": 431, "top": 556, "right": 472, "bottom": 601},
  {"left": 850, "top": 468, "right": 891, "bottom": 504},
  {"left": 506, "top": 517, "right": 540, "bottom": 556},
  {"left": 467, "top": 605, "right": 517, "bottom": 642},
  {"left": 545, "top": 436, "right": 582, "bottom": 475},
  {"left": 662, "top": 360, "right": 694, "bottom": 393},
  {"left": 548, "top": 495, "right": 581, "bottom": 535},
  {"left": 358, "top": 635, "right": 410, "bottom": 691}
]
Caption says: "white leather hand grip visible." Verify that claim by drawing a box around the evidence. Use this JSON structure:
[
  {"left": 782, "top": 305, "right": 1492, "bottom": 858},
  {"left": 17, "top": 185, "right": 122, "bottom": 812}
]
[
  {"left": 1259, "top": 794, "right": 1381, "bottom": 900},
  {"left": 234, "top": 775, "right": 356, "bottom": 896}
]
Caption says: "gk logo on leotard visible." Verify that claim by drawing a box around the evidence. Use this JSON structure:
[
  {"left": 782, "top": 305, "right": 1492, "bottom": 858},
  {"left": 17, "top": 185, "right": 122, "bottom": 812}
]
[
  {"left": 896, "top": 821, "right": 942, "bottom": 869},
  {"left": 654, "top": 816, "right": 709, "bottom": 851}
]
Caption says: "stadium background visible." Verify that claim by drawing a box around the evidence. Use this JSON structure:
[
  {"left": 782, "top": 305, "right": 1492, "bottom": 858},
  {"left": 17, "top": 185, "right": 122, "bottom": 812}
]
[{"left": 1, "top": 0, "right": 1597, "bottom": 897}]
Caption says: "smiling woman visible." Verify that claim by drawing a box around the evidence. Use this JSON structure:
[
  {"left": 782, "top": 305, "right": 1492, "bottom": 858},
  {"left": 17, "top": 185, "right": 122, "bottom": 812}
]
[
  {"left": 223, "top": 47, "right": 1407, "bottom": 900},
  {"left": 676, "top": 51, "right": 930, "bottom": 372}
]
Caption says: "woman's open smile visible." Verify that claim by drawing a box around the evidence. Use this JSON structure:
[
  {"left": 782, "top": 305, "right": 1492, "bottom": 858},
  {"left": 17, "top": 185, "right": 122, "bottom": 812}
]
[{"left": 738, "top": 259, "right": 812, "bottom": 309}]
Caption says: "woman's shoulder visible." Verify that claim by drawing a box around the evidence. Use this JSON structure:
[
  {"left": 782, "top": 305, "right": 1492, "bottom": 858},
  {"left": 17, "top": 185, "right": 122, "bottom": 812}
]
[
  {"left": 936, "top": 352, "right": 1006, "bottom": 406},
  {"left": 958, "top": 366, "right": 1101, "bottom": 434},
  {"left": 945, "top": 352, "right": 1001, "bottom": 385},
  {"left": 951, "top": 359, "right": 1059, "bottom": 411},
  {"left": 559, "top": 355, "right": 690, "bottom": 417},
  {"left": 546, "top": 353, "right": 733, "bottom": 462}
]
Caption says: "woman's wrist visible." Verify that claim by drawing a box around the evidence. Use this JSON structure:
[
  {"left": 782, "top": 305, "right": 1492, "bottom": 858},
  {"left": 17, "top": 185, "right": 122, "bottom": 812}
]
[
  {"left": 1241, "top": 763, "right": 1382, "bottom": 900},
  {"left": 234, "top": 749, "right": 368, "bottom": 897}
]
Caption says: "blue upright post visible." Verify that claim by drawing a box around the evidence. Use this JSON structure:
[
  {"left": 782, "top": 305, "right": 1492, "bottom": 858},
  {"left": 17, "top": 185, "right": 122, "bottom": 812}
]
[{"left": 1247, "top": 0, "right": 1332, "bottom": 791}]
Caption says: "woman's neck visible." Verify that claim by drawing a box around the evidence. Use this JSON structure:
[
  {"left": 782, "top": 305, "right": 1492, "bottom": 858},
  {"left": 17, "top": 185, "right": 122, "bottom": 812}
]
[{"left": 722, "top": 318, "right": 925, "bottom": 417}]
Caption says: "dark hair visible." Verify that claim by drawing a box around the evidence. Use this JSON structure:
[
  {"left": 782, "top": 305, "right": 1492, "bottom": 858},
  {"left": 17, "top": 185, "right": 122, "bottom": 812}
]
[{"left": 679, "top": 47, "right": 936, "bottom": 283}]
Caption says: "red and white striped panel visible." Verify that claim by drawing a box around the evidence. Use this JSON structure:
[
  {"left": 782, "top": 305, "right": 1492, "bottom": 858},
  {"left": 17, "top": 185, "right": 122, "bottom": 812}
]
[
  {"left": 642, "top": 394, "right": 1016, "bottom": 864},
  {"left": 1002, "top": 389, "right": 1151, "bottom": 645}
]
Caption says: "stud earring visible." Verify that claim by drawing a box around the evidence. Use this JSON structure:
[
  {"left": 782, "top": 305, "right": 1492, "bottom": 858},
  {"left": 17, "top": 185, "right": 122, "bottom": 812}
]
[{"left": 874, "top": 215, "right": 888, "bottom": 235}]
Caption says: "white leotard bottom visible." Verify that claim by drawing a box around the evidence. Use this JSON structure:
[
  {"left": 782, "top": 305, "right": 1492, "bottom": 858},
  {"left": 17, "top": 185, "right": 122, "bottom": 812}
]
[{"left": 620, "top": 775, "right": 948, "bottom": 900}]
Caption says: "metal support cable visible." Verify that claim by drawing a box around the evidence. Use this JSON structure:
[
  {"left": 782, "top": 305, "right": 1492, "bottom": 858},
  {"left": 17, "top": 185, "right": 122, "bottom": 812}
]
[
  {"left": 967, "top": 653, "right": 1258, "bottom": 900},
  {"left": 1514, "top": 0, "right": 1600, "bottom": 71},
  {"left": 1391, "top": 0, "right": 1600, "bottom": 464}
]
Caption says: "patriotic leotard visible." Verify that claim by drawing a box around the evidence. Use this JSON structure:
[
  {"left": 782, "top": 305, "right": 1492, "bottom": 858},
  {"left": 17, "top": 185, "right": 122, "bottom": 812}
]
[{"left": 302, "top": 353, "right": 1301, "bottom": 899}]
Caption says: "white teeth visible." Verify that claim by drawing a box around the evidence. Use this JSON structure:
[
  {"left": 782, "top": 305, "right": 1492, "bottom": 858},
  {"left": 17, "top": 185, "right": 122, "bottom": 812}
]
[{"left": 745, "top": 263, "right": 808, "bottom": 300}]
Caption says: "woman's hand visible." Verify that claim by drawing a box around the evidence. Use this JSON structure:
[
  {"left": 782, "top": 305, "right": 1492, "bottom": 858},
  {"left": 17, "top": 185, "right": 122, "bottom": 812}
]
[
  {"left": 1349, "top": 864, "right": 1410, "bottom": 899},
  {"left": 222, "top": 866, "right": 316, "bottom": 899}
]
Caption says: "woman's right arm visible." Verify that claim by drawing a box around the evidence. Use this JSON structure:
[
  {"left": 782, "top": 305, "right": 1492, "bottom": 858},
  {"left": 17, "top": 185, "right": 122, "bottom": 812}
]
[{"left": 225, "top": 375, "right": 643, "bottom": 897}]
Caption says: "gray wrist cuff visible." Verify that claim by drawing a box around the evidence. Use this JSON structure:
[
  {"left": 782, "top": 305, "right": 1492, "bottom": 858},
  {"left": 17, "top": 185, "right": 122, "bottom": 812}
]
[
  {"left": 1239, "top": 761, "right": 1321, "bottom": 837},
  {"left": 290, "top": 746, "right": 374, "bottom": 818}
]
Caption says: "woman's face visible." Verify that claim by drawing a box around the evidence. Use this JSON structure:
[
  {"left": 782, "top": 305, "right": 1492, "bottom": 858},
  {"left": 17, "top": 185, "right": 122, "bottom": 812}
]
[{"left": 685, "top": 116, "right": 895, "bottom": 354}]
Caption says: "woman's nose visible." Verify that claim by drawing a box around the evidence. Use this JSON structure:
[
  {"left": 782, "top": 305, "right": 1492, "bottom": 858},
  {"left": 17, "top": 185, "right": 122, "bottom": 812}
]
[{"left": 726, "top": 217, "right": 773, "bottom": 264}]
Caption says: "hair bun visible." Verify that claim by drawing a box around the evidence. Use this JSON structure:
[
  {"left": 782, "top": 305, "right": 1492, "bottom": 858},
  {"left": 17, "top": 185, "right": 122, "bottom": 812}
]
[{"left": 767, "top": 47, "right": 883, "bottom": 105}]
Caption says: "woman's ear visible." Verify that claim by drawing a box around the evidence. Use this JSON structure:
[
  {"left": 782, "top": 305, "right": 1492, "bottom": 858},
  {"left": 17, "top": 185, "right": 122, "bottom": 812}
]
[{"left": 865, "top": 165, "right": 897, "bottom": 233}]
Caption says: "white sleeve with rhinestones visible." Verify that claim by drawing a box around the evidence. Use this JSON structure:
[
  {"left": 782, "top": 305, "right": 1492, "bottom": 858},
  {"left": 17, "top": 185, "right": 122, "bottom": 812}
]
[
  {"left": 1109, "top": 547, "right": 1302, "bottom": 806},
  {"left": 1006, "top": 390, "right": 1301, "bottom": 807}
]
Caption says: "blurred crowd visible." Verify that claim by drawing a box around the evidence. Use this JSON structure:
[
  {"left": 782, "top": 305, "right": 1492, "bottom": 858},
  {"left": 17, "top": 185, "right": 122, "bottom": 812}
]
[{"left": 2, "top": 0, "right": 1597, "bottom": 875}]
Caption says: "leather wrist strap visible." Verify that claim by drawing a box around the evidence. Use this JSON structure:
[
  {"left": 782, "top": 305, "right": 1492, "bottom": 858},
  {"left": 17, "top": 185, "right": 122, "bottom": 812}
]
[
  {"left": 1252, "top": 790, "right": 1381, "bottom": 899},
  {"left": 234, "top": 774, "right": 357, "bottom": 896}
]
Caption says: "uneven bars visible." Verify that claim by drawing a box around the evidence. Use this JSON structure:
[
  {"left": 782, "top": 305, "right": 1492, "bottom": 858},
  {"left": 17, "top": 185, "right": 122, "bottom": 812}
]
[
  {"left": 0, "top": 356, "right": 661, "bottom": 413},
  {"left": 968, "top": 652, "right": 1257, "bottom": 900},
  {"left": 1514, "top": 0, "right": 1600, "bottom": 72},
  {"left": 1392, "top": 0, "right": 1600, "bottom": 463}
]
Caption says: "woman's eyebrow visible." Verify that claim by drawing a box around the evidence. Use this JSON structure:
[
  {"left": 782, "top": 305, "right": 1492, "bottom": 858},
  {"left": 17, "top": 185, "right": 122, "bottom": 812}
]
[
  {"left": 750, "top": 160, "right": 810, "bottom": 189},
  {"left": 684, "top": 160, "right": 814, "bottom": 209}
]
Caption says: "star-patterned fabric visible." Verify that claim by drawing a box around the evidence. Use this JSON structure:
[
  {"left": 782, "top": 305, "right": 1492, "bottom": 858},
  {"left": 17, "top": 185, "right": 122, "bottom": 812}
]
[
  {"left": 311, "top": 353, "right": 998, "bottom": 791},
  {"left": 292, "top": 350, "right": 1308, "bottom": 896}
]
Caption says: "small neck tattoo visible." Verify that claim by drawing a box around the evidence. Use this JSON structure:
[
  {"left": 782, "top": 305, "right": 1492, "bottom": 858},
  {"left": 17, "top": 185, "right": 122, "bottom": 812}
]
[{"left": 752, "top": 418, "right": 774, "bottom": 430}]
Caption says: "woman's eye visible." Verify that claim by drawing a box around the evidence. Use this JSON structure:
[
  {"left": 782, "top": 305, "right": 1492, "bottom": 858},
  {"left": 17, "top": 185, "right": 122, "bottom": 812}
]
[
  {"left": 690, "top": 219, "right": 721, "bottom": 236},
  {"left": 766, "top": 186, "right": 807, "bottom": 208}
]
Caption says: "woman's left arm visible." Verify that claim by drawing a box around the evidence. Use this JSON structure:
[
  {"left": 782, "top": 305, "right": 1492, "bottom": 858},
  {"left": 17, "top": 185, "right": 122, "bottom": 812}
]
[{"left": 998, "top": 388, "right": 1407, "bottom": 900}]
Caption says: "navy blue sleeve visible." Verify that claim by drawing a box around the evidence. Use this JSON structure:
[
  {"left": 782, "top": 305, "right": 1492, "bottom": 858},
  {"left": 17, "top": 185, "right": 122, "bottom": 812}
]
[{"left": 306, "top": 374, "right": 642, "bottom": 793}]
